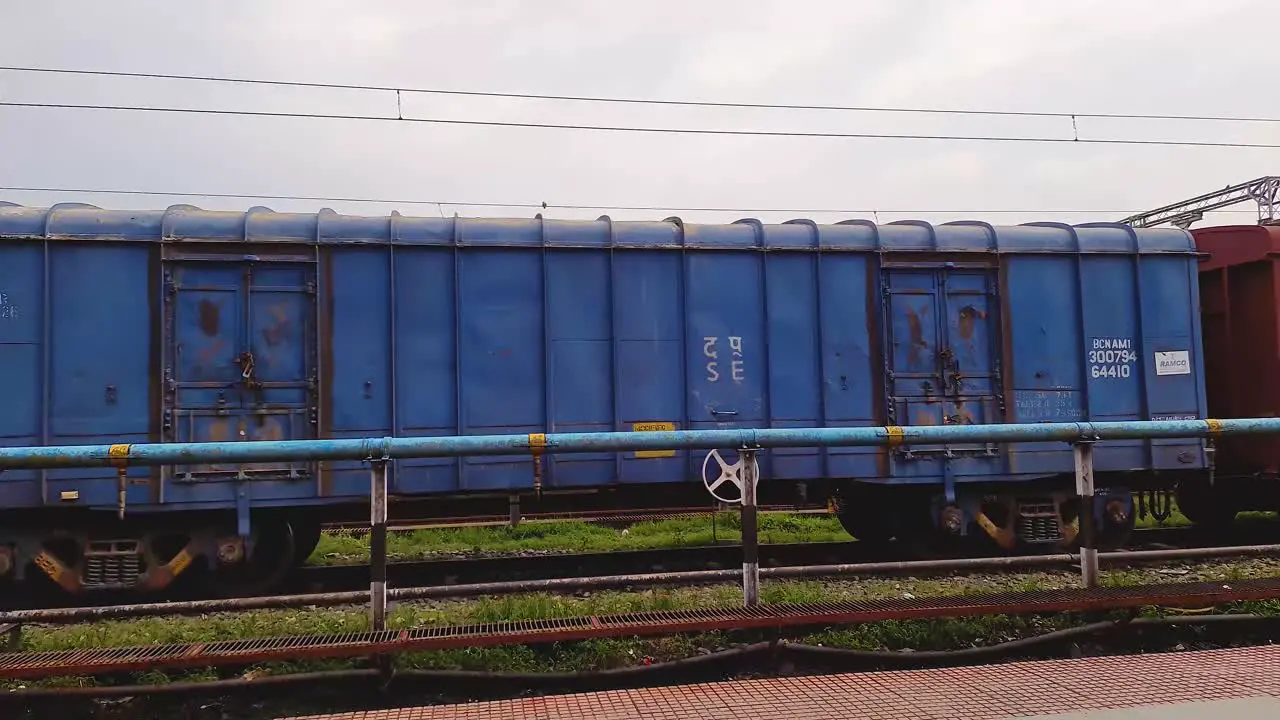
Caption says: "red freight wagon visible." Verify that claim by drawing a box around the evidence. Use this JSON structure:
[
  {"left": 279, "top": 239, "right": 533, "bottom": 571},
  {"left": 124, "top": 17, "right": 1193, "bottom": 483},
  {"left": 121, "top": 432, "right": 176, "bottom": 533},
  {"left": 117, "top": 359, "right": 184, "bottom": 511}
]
[{"left": 1193, "top": 224, "right": 1280, "bottom": 520}]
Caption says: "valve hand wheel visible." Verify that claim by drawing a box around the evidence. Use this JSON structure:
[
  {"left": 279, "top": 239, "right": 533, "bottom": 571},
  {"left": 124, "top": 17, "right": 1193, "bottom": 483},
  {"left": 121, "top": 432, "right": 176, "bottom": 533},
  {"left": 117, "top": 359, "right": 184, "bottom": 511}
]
[{"left": 701, "top": 449, "right": 757, "bottom": 505}]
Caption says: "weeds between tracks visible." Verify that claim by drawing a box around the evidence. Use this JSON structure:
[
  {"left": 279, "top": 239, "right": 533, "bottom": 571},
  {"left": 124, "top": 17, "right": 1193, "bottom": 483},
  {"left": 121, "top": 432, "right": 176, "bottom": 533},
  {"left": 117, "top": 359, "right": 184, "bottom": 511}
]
[
  {"left": 307, "top": 503, "right": 1234, "bottom": 565},
  {"left": 14, "top": 555, "right": 1280, "bottom": 688},
  {"left": 309, "top": 512, "right": 851, "bottom": 564},
  {"left": 5, "top": 508, "right": 1276, "bottom": 718}
]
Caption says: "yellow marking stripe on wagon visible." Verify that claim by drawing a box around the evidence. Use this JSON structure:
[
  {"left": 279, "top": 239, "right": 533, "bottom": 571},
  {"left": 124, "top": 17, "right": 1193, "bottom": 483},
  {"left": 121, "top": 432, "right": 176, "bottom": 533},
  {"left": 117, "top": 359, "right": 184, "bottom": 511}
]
[
  {"left": 108, "top": 443, "right": 132, "bottom": 467},
  {"left": 168, "top": 548, "right": 194, "bottom": 577},
  {"left": 33, "top": 551, "right": 62, "bottom": 581},
  {"left": 633, "top": 421, "right": 677, "bottom": 459},
  {"left": 528, "top": 433, "right": 547, "bottom": 454},
  {"left": 33, "top": 550, "right": 78, "bottom": 592},
  {"left": 1205, "top": 419, "right": 1223, "bottom": 435},
  {"left": 885, "top": 426, "right": 906, "bottom": 447}
]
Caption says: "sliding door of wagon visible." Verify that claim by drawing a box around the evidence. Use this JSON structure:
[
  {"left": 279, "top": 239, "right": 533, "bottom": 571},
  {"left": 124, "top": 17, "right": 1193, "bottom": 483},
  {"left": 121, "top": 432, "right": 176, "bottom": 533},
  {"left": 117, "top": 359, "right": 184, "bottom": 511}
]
[
  {"left": 883, "top": 266, "right": 1003, "bottom": 479},
  {"left": 163, "top": 256, "right": 318, "bottom": 481}
]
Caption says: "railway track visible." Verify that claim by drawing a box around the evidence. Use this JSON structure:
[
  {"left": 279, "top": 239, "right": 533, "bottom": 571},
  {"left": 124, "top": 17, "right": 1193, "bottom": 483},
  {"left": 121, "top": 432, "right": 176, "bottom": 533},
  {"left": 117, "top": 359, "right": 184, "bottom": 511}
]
[
  {"left": 320, "top": 504, "right": 828, "bottom": 534},
  {"left": 294, "top": 539, "right": 870, "bottom": 594},
  {"left": 5, "top": 522, "right": 1274, "bottom": 613},
  {"left": 6, "top": 577, "right": 1280, "bottom": 681},
  {"left": 291, "top": 523, "right": 1276, "bottom": 594}
]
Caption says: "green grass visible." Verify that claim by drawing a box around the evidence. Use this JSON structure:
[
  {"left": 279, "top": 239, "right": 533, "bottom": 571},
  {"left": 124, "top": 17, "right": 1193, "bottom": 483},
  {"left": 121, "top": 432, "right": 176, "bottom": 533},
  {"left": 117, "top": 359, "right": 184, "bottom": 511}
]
[
  {"left": 1133, "top": 499, "right": 1191, "bottom": 529},
  {"left": 13, "top": 576, "right": 1280, "bottom": 720},
  {"left": 1130, "top": 495, "right": 1278, "bottom": 529},
  {"left": 20, "top": 555, "right": 1280, "bottom": 676},
  {"left": 310, "top": 512, "right": 850, "bottom": 564},
  {"left": 312, "top": 493, "right": 1280, "bottom": 565},
  {"left": 12, "top": 506, "right": 1280, "bottom": 714},
  {"left": 31, "top": 591, "right": 1280, "bottom": 720}
]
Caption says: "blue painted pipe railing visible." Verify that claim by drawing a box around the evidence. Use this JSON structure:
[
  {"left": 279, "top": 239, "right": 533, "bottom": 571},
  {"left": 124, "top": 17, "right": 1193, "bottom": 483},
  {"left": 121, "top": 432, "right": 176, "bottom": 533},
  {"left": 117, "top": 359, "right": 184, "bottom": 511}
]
[{"left": 0, "top": 418, "right": 1273, "bottom": 470}]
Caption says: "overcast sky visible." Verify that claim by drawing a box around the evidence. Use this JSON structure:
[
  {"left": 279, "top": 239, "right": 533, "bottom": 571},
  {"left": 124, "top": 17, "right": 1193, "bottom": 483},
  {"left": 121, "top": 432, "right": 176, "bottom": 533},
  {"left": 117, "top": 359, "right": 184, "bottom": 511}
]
[{"left": 1, "top": 0, "right": 1277, "bottom": 227}]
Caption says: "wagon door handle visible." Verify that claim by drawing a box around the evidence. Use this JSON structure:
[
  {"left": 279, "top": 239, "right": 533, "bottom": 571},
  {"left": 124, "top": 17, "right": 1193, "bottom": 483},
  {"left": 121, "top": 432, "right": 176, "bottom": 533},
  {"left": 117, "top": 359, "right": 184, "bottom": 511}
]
[
  {"left": 233, "top": 351, "right": 264, "bottom": 392},
  {"left": 234, "top": 351, "right": 255, "bottom": 380},
  {"left": 711, "top": 409, "right": 738, "bottom": 417}
]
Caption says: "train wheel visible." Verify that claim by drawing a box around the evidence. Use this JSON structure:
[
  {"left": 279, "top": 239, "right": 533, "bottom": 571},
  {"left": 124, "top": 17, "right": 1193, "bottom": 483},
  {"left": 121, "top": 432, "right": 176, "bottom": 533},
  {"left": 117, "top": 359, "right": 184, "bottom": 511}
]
[
  {"left": 1053, "top": 495, "right": 1135, "bottom": 552},
  {"left": 892, "top": 506, "right": 947, "bottom": 559},
  {"left": 290, "top": 520, "right": 323, "bottom": 565},
  {"left": 831, "top": 485, "right": 894, "bottom": 543},
  {"left": 209, "top": 521, "right": 296, "bottom": 598},
  {"left": 1175, "top": 479, "right": 1238, "bottom": 529},
  {"left": 1096, "top": 496, "right": 1137, "bottom": 550}
]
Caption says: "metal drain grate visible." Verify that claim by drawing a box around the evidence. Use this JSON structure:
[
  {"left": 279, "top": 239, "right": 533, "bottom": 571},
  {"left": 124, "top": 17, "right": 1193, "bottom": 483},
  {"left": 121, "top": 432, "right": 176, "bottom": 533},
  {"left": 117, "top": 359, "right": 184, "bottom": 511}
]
[{"left": 2, "top": 577, "right": 1278, "bottom": 680}]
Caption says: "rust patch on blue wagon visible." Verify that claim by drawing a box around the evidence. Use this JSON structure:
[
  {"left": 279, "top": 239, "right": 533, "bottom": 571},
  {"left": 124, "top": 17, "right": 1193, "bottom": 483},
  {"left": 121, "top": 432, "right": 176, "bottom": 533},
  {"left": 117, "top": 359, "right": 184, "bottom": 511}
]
[
  {"left": 194, "top": 338, "right": 227, "bottom": 376},
  {"left": 261, "top": 304, "right": 293, "bottom": 349},
  {"left": 957, "top": 305, "right": 987, "bottom": 340},
  {"left": 906, "top": 307, "right": 928, "bottom": 369},
  {"left": 197, "top": 417, "right": 233, "bottom": 473},
  {"left": 198, "top": 299, "right": 221, "bottom": 337}
]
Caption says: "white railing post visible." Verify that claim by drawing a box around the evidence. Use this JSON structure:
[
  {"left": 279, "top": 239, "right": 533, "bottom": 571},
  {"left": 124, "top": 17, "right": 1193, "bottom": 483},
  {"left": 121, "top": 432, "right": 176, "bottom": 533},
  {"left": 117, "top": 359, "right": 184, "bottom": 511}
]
[
  {"left": 740, "top": 448, "right": 760, "bottom": 607},
  {"left": 1073, "top": 443, "right": 1099, "bottom": 589},
  {"left": 370, "top": 461, "right": 389, "bottom": 630}
]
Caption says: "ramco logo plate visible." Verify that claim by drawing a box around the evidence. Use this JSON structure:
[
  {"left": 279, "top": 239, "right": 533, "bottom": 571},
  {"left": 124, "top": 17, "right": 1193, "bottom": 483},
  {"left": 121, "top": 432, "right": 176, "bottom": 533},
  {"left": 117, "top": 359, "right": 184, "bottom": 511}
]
[{"left": 1154, "top": 350, "right": 1191, "bottom": 376}]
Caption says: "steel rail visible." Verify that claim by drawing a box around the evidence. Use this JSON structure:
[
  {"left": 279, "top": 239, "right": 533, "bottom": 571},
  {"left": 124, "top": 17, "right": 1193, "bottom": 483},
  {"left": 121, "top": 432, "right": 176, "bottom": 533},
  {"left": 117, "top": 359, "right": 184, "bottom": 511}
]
[
  {"left": 4, "top": 542, "right": 1276, "bottom": 626},
  {"left": 0, "top": 525, "right": 1231, "bottom": 613},
  {"left": 8, "top": 616, "right": 1280, "bottom": 702},
  {"left": 320, "top": 505, "right": 826, "bottom": 533},
  {"left": 3, "top": 577, "right": 1280, "bottom": 680}
]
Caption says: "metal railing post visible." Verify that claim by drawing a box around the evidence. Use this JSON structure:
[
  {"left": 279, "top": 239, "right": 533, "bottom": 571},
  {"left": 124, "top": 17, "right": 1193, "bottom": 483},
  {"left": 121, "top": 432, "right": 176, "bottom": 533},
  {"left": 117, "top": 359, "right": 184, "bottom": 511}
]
[
  {"left": 740, "top": 448, "right": 760, "bottom": 607},
  {"left": 370, "top": 461, "right": 389, "bottom": 630},
  {"left": 1073, "top": 442, "right": 1099, "bottom": 589},
  {"left": 508, "top": 494, "right": 521, "bottom": 528}
]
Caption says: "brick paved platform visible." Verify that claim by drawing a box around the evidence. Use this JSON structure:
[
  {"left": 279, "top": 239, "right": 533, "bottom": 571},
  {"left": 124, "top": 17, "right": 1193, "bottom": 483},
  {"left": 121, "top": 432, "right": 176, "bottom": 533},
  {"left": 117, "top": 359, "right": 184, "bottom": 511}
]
[{"left": 283, "top": 645, "right": 1280, "bottom": 719}]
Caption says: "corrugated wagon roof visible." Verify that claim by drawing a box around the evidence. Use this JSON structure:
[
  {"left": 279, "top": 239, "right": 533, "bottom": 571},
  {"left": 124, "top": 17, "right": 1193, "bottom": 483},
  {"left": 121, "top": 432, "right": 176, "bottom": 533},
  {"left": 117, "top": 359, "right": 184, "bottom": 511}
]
[{"left": 0, "top": 203, "right": 1197, "bottom": 254}]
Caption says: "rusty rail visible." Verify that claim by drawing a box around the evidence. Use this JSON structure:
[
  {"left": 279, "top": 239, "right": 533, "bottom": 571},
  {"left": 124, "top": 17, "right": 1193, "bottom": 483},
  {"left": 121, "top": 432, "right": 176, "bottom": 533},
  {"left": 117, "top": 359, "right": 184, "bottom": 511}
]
[
  {"left": 5, "top": 542, "right": 1279, "bottom": 626},
  {"left": 321, "top": 505, "right": 826, "bottom": 534},
  {"left": 4, "top": 577, "right": 1280, "bottom": 680}
]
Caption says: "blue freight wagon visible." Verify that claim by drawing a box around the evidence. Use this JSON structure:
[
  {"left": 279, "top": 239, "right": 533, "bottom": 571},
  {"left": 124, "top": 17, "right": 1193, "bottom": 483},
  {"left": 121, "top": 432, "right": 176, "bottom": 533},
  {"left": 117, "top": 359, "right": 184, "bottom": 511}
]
[{"left": 0, "top": 203, "right": 1209, "bottom": 593}]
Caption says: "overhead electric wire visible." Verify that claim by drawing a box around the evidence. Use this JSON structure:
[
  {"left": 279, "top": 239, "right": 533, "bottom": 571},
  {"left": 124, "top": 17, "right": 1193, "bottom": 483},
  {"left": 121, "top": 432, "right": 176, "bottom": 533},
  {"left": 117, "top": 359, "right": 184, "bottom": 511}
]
[
  {"left": 1, "top": 67, "right": 1268, "bottom": 228},
  {"left": 3, "top": 65, "right": 1279, "bottom": 124},
  {"left": 0, "top": 185, "right": 1261, "bottom": 216},
  {"left": 0, "top": 186, "right": 547, "bottom": 211},
  {"left": 2, "top": 99, "right": 1279, "bottom": 149}
]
